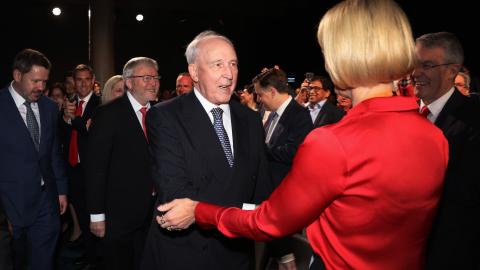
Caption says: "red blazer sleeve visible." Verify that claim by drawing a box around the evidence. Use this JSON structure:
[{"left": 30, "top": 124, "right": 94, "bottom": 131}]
[{"left": 196, "top": 128, "right": 347, "bottom": 240}]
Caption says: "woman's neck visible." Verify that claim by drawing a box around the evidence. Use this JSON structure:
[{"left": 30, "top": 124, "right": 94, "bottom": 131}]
[{"left": 351, "top": 83, "right": 394, "bottom": 106}]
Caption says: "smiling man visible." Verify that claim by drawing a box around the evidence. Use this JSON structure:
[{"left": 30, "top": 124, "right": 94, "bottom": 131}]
[
  {"left": 141, "top": 30, "right": 272, "bottom": 270},
  {"left": 413, "top": 32, "right": 480, "bottom": 270}
]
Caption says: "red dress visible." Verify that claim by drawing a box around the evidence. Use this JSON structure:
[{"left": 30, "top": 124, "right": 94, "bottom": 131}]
[{"left": 196, "top": 96, "right": 448, "bottom": 270}]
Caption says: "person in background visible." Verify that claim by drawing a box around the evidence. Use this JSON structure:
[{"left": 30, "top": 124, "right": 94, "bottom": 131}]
[
  {"left": 253, "top": 67, "right": 313, "bottom": 269},
  {"left": 413, "top": 31, "right": 480, "bottom": 270},
  {"left": 239, "top": 84, "right": 259, "bottom": 111},
  {"left": 49, "top": 82, "right": 66, "bottom": 110},
  {"left": 64, "top": 71, "right": 76, "bottom": 100},
  {"left": 336, "top": 94, "right": 352, "bottom": 112},
  {"left": 0, "top": 48, "right": 68, "bottom": 270},
  {"left": 454, "top": 71, "right": 470, "bottom": 96},
  {"left": 155, "top": 1, "right": 449, "bottom": 269},
  {"left": 61, "top": 63, "right": 101, "bottom": 268},
  {"left": 101, "top": 75, "right": 125, "bottom": 104},
  {"left": 175, "top": 72, "right": 194, "bottom": 96},
  {"left": 86, "top": 57, "right": 158, "bottom": 270},
  {"left": 304, "top": 75, "right": 344, "bottom": 128}
]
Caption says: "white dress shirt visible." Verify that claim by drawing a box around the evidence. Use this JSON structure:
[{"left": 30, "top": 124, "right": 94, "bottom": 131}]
[
  {"left": 307, "top": 99, "right": 327, "bottom": 124},
  {"left": 420, "top": 87, "right": 455, "bottom": 123}
]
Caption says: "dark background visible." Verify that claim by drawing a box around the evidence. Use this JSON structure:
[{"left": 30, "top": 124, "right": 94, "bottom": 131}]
[{"left": 1, "top": 0, "right": 478, "bottom": 91}]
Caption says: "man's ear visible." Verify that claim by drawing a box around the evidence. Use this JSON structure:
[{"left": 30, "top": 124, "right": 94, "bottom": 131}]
[
  {"left": 188, "top": 64, "right": 198, "bottom": 82},
  {"left": 125, "top": 78, "right": 133, "bottom": 90},
  {"left": 13, "top": 69, "right": 22, "bottom": 82}
]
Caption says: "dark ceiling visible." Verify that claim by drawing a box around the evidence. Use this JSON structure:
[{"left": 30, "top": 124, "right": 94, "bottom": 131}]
[{"left": 2, "top": 0, "right": 478, "bottom": 90}]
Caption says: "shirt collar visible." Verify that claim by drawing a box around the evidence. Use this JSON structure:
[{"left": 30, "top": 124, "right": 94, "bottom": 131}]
[
  {"left": 193, "top": 88, "right": 231, "bottom": 116},
  {"left": 274, "top": 96, "right": 292, "bottom": 118},
  {"left": 420, "top": 87, "right": 455, "bottom": 119},
  {"left": 9, "top": 81, "right": 28, "bottom": 108},
  {"left": 127, "top": 91, "right": 151, "bottom": 112},
  {"left": 307, "top": 99, "right": 327, "bottom": 110},
  {"left": 79, "top": 91, "right": 93, "bottom": 104}
]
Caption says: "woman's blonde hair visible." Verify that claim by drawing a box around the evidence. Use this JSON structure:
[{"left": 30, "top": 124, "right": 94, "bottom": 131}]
[
  {"left": 102, "top": 75, "right": 123, "bottom": 104},
  {"left": 317, "top": 0, "right": 416, "bottom": 90}
]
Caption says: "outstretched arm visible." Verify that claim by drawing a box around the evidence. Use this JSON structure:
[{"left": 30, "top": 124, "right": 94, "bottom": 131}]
[{"left": 159, "top": 129, "right": 346, "bottom": 239}]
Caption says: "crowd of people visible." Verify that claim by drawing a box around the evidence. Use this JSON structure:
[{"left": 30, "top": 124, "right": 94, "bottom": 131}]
[{"left": 1, "top": 0, "right": 480, "bottom": 270}]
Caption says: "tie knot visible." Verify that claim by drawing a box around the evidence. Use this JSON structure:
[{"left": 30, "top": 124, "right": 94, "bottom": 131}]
[
  {"left": 140, "top": 107, "right": 148, "bottom": 115},
  {"left": 420, "top": 106, "right": 430, "bottom": 117},
  {"left": 78, "top": 100, "right": 85, "bottom": 107},
  {"left": 24, "top": 101, "right": 32, "bottom": 108},
  {"left": 211, "top": 107, "right": 224, "bottom": 120}
]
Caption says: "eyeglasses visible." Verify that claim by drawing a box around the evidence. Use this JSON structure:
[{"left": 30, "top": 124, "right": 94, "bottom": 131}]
[
  {"left": 309, "top": 86, "right": 325, "bottom": 91},
  {"left": 418, "top": 62, "right": 455, "bottom": 71},
  {"left": 128, "top": 75, "right": 161, "bottom": 82}
]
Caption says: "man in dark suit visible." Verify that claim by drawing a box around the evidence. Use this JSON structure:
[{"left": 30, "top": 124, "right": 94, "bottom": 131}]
[
  {"left": 0, "top": 48, "right": 68, "bottom": 270},
  {"left": 253, "top": 68, "right": 313, "bottom": 268},
  {"left": 85, "top": 57, "right": 158, "bottom": 270},
  {"left": 141, "top": 30, "right": 272, "bottom": 270},
  {"left": 61, "top": 64, "right": 101, "bottom": 266},
  {"left": 413, "top": 32, "right": 480, "bottom": 270},
  {"left": 305, "top": 75, "right": 344, "bottom": 128}
]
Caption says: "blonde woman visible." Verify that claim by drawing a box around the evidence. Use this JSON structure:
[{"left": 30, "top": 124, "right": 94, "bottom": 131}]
[{"left": 101, "top": 75, "right": 124, "bottom": 104}]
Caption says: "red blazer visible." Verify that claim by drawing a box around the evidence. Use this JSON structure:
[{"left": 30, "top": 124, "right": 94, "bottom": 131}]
[{"left": 196, "top": 96, "right": 449, "bottom": 270}]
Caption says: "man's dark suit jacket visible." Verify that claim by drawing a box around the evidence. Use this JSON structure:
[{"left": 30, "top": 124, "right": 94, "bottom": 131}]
[
  {"left": 267, "top": 99, "right": 313, "bottom": 188},
  {"left": 312, "top": 100, "right": 345, "bottom": 128},
  {"left": 60, "top": 94, "right": 101, "bottom": 164},
  {"left": 264, "top": 98, "right": 313, "bottom": 259},
  {"left": 426, "top": 89, "right": 480, "bottom": 270},
  {"left": 142, "top": 91, "right": 272, "bottom": 270},
  {"left": 85, "top": 94, "right": 154, "bottom": 238},
  {"left": 0, "top": 87, "right": 67, "bottom": 227}
]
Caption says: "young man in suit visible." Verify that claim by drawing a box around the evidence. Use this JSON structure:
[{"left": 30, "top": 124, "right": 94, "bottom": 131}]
[
  {"left": 413, "top": 32, "right": 480, "bottom": 270},
  {"left": 85, "top": 57, "right": 158, "bottom": 270},
  {"left": 141, "top": 30, "right": 272, "bottom": 270},
  {"left": 304, "top": 75, "right": 345, "bottom": 128},
  {"left": 253, "top": 68, "right": 313, "bottom": 269},
  {"left": 0, "top": 48, "right": 68, "bottom": 270},
  {"left": 61, "top": 64, "right": 101, "bottom": 267}
]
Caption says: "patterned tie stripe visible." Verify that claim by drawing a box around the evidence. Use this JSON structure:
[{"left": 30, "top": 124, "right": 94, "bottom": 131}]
[
  {"left": 211, "top": 107, "right": 234, "bottom": 167},
  {"left": 24, "top": 101, "right": 40, "bottom": 151}
]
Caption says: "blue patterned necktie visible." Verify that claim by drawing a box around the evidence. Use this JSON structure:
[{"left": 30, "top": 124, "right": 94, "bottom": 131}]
[
  {"left": 211, "top": 107, "right": 234, "bottom": 167},
  {"left": 24, "top": 101, "right": 40, "bottom": 151}
]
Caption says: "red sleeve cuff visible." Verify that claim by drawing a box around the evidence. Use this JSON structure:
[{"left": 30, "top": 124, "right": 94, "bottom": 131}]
[{"left": 195, "top": 202, "right": 224, "bottom": 229}]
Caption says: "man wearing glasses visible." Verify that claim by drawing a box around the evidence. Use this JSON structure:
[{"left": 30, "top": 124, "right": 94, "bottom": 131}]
[
  {"left": 304, "top": 75, "right": 344, "bottom": 128},
  {"left": 413, "top": 32, "right": 480, "bottom": 270},
  {"left": 85, "top": 57, "right": 159, "bottom": 270}
]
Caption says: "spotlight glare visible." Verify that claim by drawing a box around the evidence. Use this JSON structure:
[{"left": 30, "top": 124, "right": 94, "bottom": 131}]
[
  {"left": 52, "top": 7, "right": 62, "bottom": 16},
  {"left": 136, "top": 14, "right": 144, "bottom": 22}
]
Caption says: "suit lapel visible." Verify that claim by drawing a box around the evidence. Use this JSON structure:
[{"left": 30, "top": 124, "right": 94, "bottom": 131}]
[
  {"left": 435, "top": 90, "right": 464, "bottom": 133},
  {"left": 314, "top": 103, "right": 328, "bottom": 127},
  {"left": 181, "top": 93, "right": 231, "bottom": 182},
  {"left": 0, "top": 88, "right": 39, "bottom": 153},
  {"left": 121, "top": 95, "right": 149, "bottom": 146},
  {"left": 230, "top": 101, "right": 249, "bottom": 175},
  {"left": 268, "top": 99, "right": 294, "bottom": 146}
]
